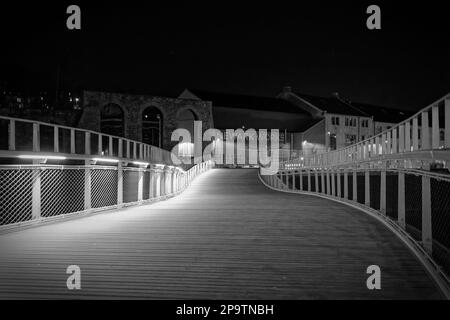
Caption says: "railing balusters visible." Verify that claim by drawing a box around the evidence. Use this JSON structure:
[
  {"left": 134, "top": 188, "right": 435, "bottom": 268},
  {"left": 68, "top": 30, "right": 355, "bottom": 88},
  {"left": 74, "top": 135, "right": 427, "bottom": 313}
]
[
  {"left": 405, "top": 121, "right": 411, "bottom": 152},
  {"left": 445, "top": 98, "right": 450, "bottom": 148},
  {"left": 70, "top": 129, "right": 76, "bottom": 154},
  {"left": 54, "top": 126, "right": 59, "bottom": 153},
  {"left": 85, "top": 132, "right": 90, "bottom": 155},
  {"left": 98, "top": 134, "right": 102, "bottom": 155},
  {"left": 421, "top": 175, "right": 433, "bottom": 254},
  {"left": 365, "top": 170, "right": 370, "bottom": 207},
  {"left": 32, "top": 123, "right": 40, "bottom": 152},
  {"left": 399, "top": 124, "right": 405, "bottom": 153},
  {"left": 432, "top": 105, "right": 440, "bottom": 149},
  {"left": 8, "top": 119, "right": 15, "bottom": 151},
  {"left": 412, "top": 117, "right": 419, "bottom": 151},
  {"left": 392, "top": 127, "right": 397, "bottom": 154},
  {"left": 421, "top": 111, "right": 430, "bottom": 150},
  {"left": 398, "top": 172, "right": 406, "bottom": 229}
]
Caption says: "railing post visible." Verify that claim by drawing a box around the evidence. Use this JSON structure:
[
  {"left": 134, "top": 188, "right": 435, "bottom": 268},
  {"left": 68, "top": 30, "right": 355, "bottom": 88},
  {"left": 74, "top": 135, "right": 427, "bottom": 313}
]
[
  {"left": 98, "top": 134, "right": 102, "bottom": 155},
  {"left": 380, "top": 165, "right": 386, "bottom": 215},
  {"left": 353, "top": 169, "right": 357, "bottom": 202},
  {"left": 84, "top": 160, "right": 91, "bottom": 211},
  {"left": 412, "top": 118, "right": 419, "bottom": 151},
  {"left": 422, "top": 175, "right": 433, "bottom": 254},
  {"left": 326, "top": 170, "right": 331, "bottom": 196},
  {"left": 8, "top": 119, "right": 15, "bottom": 151},
  {"left": 117, "top": 163, "right": 123, "bottom": 206},
  {"left": 344, "top": 170, "right": 348, "bottom": 199},
  {"left": 31, "top": 164, "right": 41, "bottom": 220},
  {"left": 365, "top": 169, "right": 370, "bottom": 207},
  {"left": 33, "top": 123, "right": 40, "bottom": 152},
  {"left": 337, "top": 170, "right": 341, "bottom": 198},
  {"left": 118, "top": 139, "right": 123, "bottom": 158},
  {"left": 54, "top": 126, "right": 59, "bottom": 153},
  {"left": 85, "top": 132, "right": 91, "bottom": 156},
  {"left": 156, "top": 171, "right": 162, "bottom": 198},
  {"left": 432, "top": 105, "right": 440, "bottom": 149},
  {"left": 445, "top": 98, "right": 450, "bottom": 148},
  {"left": 149, "top": 168, "right": 154, "bottom": 199},
  {"left": 399, "top": 124, "right": 405, "bottom": 153},
  {"left": 70, "top": 129, "right": 76, "bottom": 154},
  {"left": 392, "top": 128, "right": 397, "bottom": 154},
  {"left": 314, "top": 170, "right": 318, "bottom": 193},
  {"left": 292, "top": 171, "right": 296, "bottom": 190},
  {"left": 109, "top": 136, "right": 113, "bottom": 156},
  {"left": 421, "top": 111, "right": 430, "bottom": 150},
  {"left": 137, "top": 169, "right": 143, "bottom": 202},
  {"left": 331, "top": 169, "right": 335, "bottom": 196},
  {"left": 321, "top": 170, "right": 325, "bottom": 194},
  {"left": 398, "top": 172, "right": 406, "bottom": 229},
  {"left": 405, "top": 121, "right": 411, "bottom": 152}
]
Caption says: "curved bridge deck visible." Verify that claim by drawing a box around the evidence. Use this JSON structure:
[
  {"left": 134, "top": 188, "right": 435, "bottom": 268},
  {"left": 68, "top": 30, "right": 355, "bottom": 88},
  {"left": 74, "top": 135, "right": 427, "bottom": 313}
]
[{"left": 0, "top": 169, "right": 442, "bottom": 299}]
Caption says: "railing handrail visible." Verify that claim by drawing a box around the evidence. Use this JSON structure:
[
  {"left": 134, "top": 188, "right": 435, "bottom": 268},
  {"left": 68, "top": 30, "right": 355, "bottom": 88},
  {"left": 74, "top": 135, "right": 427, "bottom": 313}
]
[
  {"left": 284, "top": 93, "right": 450, "bottom": 169},
  {"left": 0, "top": 114, "right": 177, "bottom": 165}
]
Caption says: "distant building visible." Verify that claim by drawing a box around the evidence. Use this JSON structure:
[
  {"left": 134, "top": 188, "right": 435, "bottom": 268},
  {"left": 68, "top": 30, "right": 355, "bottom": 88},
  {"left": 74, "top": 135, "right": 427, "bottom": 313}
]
[
  {"left": 179, "top": 89, "right": 316, "bottom": 162},
  {"left": 278, "top": 87, "right": 413, "bottom": 155}
]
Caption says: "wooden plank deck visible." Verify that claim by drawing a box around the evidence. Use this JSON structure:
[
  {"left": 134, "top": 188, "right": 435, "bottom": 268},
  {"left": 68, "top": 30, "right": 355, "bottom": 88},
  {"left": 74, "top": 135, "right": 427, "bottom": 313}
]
[{"left": 0, "top": 169, "right": 443, "bottom": 299}]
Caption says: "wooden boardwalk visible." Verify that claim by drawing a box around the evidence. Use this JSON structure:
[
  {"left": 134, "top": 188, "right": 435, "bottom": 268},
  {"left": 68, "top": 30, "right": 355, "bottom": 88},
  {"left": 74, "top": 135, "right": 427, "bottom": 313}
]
[{"left": 0, "top": 169, "right": 443, "bottom": 299}]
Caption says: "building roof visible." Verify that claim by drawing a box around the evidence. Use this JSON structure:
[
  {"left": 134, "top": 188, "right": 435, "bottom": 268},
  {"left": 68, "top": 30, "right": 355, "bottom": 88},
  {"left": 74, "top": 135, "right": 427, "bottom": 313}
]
[
  {"left": 295, "top": 91, "right": 413, "bottom": 123},
  {"left": 346, "top": 101, "right": 413, "bottom": 123},
  {"left": 183, "top": 89, "right": 309, "bottom": 115},
  {"left": 295, "top": 93, "right": 369, "bottom": 117}
]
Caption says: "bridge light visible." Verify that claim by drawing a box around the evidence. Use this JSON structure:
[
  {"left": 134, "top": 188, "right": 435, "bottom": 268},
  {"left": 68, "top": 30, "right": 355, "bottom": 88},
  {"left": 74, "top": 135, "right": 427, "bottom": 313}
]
[
  {"left": 17, "top": 155, "right": 67, "bottom": 160},
  {"left": 133, "top": 161, "right": 149, "bottom": 166},
  {"left": 93, "top": 158, "right": 119, "bottom": 163}
]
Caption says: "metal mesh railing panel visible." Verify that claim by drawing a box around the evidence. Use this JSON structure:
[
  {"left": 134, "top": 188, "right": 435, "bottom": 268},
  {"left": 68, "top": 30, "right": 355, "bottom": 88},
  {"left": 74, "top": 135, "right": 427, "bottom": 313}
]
[
  {"left": 431, "top": 178, "right": 450, "bottom": 276},
  {"left": 310, "top": 174, "right": 316, "bottom": 192},
  {"left": 347, "top": 173, "right": 353, "bottom": 200},
  {"left": 405, "top": 174, "right": 422, "bottom": 241},
  {"left": 91, "top": 169, "right": 118, "bottom": 208},
  {"left": 386, "top": 172, "right": 398, "bottom": 220},
  {"left": 41, "top": 169, "right": 84, "bottom": 217},
  {"left": 356, "top": 173, "right": 365, "bottom": 205},
  {"left": 143, "top": 171, "right": 150, "bottom": 200},
  {"left": 123, "top": 170, "right": 139, "bottom": 203},
  {"left": 369, "top": 172, "right": 381, "bottom": 210},
  {"left": 0, "top": 169, "right": 33, "bottom": 225}
]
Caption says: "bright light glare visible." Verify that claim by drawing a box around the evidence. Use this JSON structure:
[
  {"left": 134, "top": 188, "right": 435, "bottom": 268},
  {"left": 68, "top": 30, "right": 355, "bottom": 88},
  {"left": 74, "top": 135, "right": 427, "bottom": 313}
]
[
  {"left": 18, "top": 155, "right": 66, "bottom": 160},
  {"left": 93, "top": 158, "right": 119, "bottom": 163},
  {"left": 133, "top": 161, "right": 149, "bottom": 166}
]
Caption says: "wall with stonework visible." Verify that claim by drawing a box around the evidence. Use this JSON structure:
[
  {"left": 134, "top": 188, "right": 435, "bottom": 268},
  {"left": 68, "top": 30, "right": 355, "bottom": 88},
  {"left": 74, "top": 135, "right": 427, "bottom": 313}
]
[{"left": 79, "top": 91, "right": 214, "bottom": 151}]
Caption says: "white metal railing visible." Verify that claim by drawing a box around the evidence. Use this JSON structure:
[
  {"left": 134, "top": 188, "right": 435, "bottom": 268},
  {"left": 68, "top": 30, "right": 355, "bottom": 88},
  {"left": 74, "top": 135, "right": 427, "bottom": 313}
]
[
  {"left": 283, "top": 93, "right": 450, "bottom": 170},
  {"left": 0, "top": 160, "right": 213, "bottom": 229},
  {"left": 261, "top": 93, "right": 450, "bottom": 297},
  {"left": 0, "top": 115, "right": 214, "bottom": 229},
  {"left": 0, "top": 115, "right": 174, "bottom": 165}
]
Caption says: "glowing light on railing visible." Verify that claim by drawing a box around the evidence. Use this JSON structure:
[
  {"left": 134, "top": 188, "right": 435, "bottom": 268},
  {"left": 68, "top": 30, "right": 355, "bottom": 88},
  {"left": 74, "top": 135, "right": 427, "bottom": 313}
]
[
  {"left": 17, "top": 155, "right": 67, "bottom": 160},
  {"left": 133, "top": 161, "right": 149, "bottom": 166},
  {"left": 93, "top": 158, "right": 119, "bottom": 163}
]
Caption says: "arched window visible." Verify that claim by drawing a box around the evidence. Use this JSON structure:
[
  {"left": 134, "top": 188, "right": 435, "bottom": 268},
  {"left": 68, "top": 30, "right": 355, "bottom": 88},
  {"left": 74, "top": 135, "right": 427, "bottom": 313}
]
[
  {"left": 142, "top": 107, "right": 163, "bottom": 147},
  {"left": 100, "top": 103, "right": 124, "bottom": 137}
]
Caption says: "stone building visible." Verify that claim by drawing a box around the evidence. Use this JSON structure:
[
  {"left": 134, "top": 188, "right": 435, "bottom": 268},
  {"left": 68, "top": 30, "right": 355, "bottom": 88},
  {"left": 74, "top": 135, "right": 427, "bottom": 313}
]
[{"left": 78, "top": 90, "right": 214, "bottom": 151}]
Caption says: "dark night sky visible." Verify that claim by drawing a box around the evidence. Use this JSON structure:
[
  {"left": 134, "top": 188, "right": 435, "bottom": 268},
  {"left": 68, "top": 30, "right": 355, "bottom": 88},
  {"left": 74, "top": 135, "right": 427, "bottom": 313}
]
[{"left": 1, "top": 1, "right": 449, "bottom": 111}]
